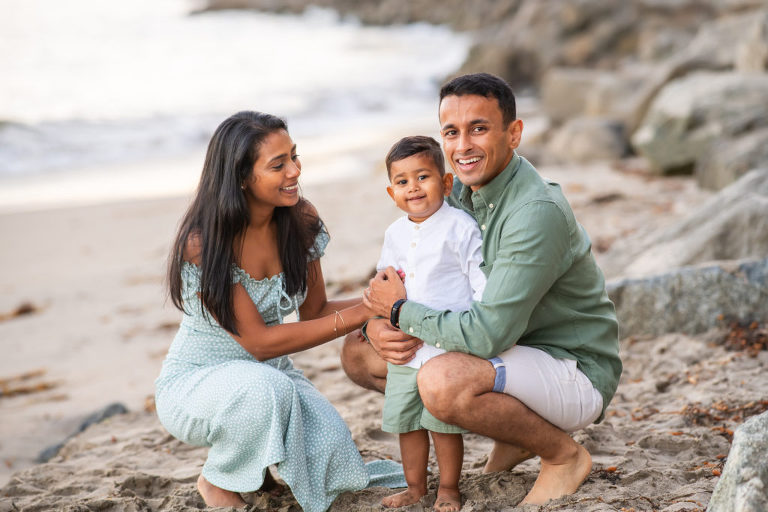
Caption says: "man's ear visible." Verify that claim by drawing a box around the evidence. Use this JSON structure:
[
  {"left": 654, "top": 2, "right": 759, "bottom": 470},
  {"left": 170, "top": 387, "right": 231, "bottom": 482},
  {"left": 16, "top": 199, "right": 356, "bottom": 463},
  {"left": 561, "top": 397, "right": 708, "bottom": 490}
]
[
  {"left": 386, "top": 186, "right": 395, "bottom": 201},
  {"left": 442, "top": 173, "right": 454, "bottom": 197},
  {"left": 508, "top": 119, "right": 524, "bottom": 150}
]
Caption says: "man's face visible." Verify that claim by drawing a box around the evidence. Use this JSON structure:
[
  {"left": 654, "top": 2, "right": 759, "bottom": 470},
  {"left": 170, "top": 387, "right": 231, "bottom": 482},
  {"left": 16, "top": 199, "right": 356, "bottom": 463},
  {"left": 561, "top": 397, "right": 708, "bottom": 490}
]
[{"left": 439, "top": 94, "right": 522, "bottom": 191}]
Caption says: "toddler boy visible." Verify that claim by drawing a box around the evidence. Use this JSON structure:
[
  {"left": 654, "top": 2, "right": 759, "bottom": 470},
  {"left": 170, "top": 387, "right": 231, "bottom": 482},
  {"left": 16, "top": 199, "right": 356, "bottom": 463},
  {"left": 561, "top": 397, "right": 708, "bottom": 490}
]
[{"left": 377, "top": 135, "right": 485, "bottom": 512}]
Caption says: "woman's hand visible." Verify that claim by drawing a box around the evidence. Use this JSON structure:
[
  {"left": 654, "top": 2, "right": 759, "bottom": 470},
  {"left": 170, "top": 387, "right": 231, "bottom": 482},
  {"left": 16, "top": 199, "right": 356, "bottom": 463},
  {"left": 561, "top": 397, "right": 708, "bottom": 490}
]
[
  {"left": 366, "top": 318, "right": 422, "bottom": 365},
  {"left": 363, "top": 267, "right": 407, "bottom": 318}
]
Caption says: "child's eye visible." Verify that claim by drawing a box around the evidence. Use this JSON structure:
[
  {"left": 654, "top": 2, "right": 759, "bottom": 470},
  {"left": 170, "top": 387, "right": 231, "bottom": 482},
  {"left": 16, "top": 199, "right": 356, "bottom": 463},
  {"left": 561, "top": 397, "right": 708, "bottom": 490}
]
[
  {"left": 418, "top": 175, "right": 429, "bottom": 181},
  {"left": 396, "top": 179, "right": 407, "bottom": 185}
]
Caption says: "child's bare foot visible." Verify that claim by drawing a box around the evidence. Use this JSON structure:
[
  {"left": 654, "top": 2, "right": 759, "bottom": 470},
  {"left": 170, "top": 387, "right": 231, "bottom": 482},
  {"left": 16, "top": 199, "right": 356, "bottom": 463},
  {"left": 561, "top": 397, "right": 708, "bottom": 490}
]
[
  {"left": 520, "top": 443, "right": 592, "bottom": 505},
  {"left": 197, "top": 474, "right": 247, "bottom": 508},
  {"left": 433, "top": 486, "right": 461, "bottom": 512},
  {"left": 483, "top": 441, "right": 533, "bottom": 473},
  {"left": 381, "top": 486, "right": 427, "bottom": 508}
]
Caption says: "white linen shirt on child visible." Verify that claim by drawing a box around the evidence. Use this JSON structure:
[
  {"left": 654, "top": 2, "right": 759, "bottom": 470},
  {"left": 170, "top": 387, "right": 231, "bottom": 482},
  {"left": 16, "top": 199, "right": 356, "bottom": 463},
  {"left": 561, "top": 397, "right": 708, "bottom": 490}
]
[{"left": 377, "top": 201, "right": 486, "bottom": 368}]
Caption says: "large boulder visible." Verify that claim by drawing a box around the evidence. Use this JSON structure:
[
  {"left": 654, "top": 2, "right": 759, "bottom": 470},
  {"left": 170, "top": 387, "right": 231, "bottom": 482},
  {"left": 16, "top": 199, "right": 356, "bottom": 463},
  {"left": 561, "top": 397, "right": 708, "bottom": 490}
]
[
  {"left": 546, "top": 117, "right": 627, "bottom": 164},
  {"left": 607, "top": 257, "right": 768, "bottom": 338},
  {"left": 631, "top": 72, "right": 768, "bottom": 182},
  {"left": 698, "top": 127, "right": 768, "bottom": 190},
  {"left": 601, "top": 169, "right": 768, "bottom": 279},
  {"left": 707, "top": 411, "right": 768, "bottom": 512}
]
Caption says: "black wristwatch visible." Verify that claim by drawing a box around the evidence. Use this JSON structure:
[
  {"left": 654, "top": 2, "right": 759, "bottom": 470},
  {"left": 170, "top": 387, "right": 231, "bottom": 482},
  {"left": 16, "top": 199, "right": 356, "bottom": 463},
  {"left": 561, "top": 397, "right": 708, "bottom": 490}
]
[{"left": 390, "top": 299, "right": 407, "bottom": 328}]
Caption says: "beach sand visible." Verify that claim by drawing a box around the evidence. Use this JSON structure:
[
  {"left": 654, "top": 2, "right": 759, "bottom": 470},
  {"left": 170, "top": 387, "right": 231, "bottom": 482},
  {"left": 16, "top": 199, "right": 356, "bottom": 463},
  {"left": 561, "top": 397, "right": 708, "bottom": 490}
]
[{"left": 2, "top": 159, "right": 765, "bottom": 511}]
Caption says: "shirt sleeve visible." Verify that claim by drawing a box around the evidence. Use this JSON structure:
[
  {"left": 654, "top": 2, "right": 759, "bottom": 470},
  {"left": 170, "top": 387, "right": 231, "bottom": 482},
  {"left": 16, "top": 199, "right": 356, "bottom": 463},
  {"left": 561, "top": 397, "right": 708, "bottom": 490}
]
[
  {"left": 398, "top": 201, "right": 572, "bottom": 358},
  {"left": 458, "top": 222, "right": 486, "bottom": 301}
]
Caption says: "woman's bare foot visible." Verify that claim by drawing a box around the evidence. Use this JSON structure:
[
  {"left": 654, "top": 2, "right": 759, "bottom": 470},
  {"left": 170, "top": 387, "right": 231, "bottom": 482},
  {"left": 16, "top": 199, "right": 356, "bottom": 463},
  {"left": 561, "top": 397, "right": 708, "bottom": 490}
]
[
  {"left": 197, "top": 474, "right": 247, "bottom": 508},
  {"left": 520, "top": 443, "right": 592, "bottom": 505},
  {"left": 483, "top": 441, "right": 534, "bottom": 473},
  {"left": 433, "top": 486, "right": 461, "bottom": 512},
  {"left": 381, "top": 486, "right": 427, "bottom": 508}
]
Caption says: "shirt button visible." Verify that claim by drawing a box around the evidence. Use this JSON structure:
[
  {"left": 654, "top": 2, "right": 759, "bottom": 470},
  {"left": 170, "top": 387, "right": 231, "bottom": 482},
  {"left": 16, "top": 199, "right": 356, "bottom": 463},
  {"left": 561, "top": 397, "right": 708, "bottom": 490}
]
[
  {"left": 489, "top": 203, "right": 494, "bottom": 209},
  {"left": 409, "top": 327, "right": 414, "bottom": 333},
  {"left": 481, "top": 224, "right": 486, "bottom": 231},
  {"left": 410, "top": 242, "right": 416, "bottom": 248},
  {"left": 414, "top": 225, "right": 420, "bottom": 230},
  {"left": 435, "top": 343, "right": 441, "bottom": 348}
]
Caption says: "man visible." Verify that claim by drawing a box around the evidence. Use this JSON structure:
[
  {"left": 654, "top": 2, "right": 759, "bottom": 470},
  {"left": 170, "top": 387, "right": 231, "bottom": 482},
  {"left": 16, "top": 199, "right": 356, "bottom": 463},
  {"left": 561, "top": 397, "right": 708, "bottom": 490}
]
[{"left": 343, "top": 72, "right": 622, "bottom": 505}]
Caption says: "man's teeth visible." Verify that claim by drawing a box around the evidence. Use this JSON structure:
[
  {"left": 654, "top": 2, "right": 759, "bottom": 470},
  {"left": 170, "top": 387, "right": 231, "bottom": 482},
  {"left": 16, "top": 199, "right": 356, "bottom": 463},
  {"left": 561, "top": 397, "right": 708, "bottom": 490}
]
[{"left": 458, "top": 157, "right": 481, "bottom": 165}]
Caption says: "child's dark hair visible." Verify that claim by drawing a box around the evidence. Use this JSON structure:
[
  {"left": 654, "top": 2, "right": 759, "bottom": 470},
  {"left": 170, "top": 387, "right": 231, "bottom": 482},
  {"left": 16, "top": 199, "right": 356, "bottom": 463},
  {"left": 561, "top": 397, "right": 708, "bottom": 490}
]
[{"left": 385, "top": 136, "right": 445, "bottom": 179}]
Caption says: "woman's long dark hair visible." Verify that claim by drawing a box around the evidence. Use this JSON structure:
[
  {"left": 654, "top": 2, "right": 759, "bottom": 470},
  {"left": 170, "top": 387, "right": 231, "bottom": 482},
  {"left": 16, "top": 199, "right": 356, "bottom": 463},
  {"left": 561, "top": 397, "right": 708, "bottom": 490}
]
[{"left": 168, "top": 111, "right": 322, "bottom": 334}]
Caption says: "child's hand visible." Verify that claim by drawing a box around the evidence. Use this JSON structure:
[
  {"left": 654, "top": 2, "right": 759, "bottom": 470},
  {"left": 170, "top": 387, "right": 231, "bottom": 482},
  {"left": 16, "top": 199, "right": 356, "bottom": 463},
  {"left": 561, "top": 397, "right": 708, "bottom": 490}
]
[{"left": 396, "top": 269, "right": 406, "bottom": 282}]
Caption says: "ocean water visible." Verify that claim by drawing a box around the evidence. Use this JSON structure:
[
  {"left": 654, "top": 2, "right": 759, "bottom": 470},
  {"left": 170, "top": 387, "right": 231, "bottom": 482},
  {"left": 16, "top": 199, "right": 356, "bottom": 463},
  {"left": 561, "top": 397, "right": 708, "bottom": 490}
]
[{"left": 0, "top": 0, "right": 469, "bottom": 211}]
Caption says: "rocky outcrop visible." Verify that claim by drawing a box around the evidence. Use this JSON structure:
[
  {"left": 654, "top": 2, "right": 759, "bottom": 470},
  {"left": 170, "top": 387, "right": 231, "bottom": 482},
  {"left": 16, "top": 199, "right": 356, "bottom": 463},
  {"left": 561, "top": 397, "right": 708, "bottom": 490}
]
[
  {"left": 707, "top": 411, "right": 768, "bottom": 512},
  {"left": 202, "top": 0, "right": 768, "bottom": 187},
  {"left": 602, "top": 169, "right": 768, "bottom": 280},
  {"left": 631, "top": 72, "right": 768, "bottom": 182},
  {"left": 607, "top": 257, "right": 768, "bottom": 338}
]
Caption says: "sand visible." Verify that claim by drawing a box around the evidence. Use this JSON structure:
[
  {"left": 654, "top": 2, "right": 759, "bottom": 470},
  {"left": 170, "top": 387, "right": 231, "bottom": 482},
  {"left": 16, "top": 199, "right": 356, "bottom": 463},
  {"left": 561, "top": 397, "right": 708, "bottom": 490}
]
[{"left": 2, "top": 159, "right": 765, "bottom": 511}]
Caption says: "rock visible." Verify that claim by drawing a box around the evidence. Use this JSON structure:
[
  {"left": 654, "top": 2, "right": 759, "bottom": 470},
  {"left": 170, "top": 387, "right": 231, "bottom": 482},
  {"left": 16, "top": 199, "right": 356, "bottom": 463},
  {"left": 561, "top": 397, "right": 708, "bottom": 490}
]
[
  {"left": 631, "top": 71, "right": 768, "bottom": 176},
  {"left": 546, "top": 117, "right": 627, "bottom": 164},
  {"left": 607, "top": 257, "right": 768, "bottom": 338},
  {"left": 602, "top": 169, "right": 768, "bottom": 279},
  {"left": 36, "top": 402, "right": 128, "bottom": 462},
  {"left": 698, "top": 127, "right": 768, "bottom": 190},
  {"left": 707, "top": 411, "right": 768, "bottom": 512}
]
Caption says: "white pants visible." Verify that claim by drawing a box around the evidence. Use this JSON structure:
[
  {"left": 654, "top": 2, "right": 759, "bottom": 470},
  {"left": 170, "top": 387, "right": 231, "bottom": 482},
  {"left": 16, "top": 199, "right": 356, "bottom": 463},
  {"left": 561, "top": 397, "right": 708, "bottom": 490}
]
[{"left": 490, "top": 345, "right": 603, "bottom": 432}]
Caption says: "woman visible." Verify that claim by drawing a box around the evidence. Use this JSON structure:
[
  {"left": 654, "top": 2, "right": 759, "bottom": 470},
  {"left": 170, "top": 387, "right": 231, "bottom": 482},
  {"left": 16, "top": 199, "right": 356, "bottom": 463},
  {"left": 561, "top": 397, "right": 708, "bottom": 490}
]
[{"left": 155, "top": 111, "right": 403, "bottom": 511}]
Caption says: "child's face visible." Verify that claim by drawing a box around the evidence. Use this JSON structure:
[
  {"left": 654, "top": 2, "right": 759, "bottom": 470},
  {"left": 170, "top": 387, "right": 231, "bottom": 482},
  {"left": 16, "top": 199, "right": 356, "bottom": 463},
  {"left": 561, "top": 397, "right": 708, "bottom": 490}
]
[{"left": 387, "top": 153, "right": 453, "bottom": 223}]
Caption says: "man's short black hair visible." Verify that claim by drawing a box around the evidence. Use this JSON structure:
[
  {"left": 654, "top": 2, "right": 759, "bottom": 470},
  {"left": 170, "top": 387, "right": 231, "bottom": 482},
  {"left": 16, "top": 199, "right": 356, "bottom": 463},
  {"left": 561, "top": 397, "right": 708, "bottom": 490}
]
[
  {"left": 385, "top": 135, "right": 445, "bottom": 178},
  {"left": 440, "top": 72, "right": 517, "bottom": 126}
]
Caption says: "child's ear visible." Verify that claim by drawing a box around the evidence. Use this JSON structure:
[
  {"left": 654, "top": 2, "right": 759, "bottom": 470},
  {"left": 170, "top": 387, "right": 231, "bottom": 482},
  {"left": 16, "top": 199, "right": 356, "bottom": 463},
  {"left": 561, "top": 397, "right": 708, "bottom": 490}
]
[
  {"left": 442, "top": 173, "right": 454, "bottom": 197},
  {"left": 386, "top": 186, "right": 396, "bottom": 201}
]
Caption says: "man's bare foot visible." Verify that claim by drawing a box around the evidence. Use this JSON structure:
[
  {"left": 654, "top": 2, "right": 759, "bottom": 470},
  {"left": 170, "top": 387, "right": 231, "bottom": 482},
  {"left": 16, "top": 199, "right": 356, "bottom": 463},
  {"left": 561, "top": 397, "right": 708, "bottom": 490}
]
[
  {"left": 197, "top": 474, "right": 247, "bottom": 508},
  {"left": 381, "top": 486, "right": 427, "bottom": 508},
  {"left": 520, "top": 443, "right": 592, "bottom": 505},
  {"left": 483, "top": 441, "right": 534, "bottom": 473},
  {"left": 433, "top": 485, "right": 461, "bottom": 512}
]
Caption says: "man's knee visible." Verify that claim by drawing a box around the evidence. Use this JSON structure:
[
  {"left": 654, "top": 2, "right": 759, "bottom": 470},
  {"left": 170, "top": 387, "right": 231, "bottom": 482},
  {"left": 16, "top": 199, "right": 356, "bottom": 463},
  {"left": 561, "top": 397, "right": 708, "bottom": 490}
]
[{"left": 417, "top": 352, "right": 489, "bottom": 422}]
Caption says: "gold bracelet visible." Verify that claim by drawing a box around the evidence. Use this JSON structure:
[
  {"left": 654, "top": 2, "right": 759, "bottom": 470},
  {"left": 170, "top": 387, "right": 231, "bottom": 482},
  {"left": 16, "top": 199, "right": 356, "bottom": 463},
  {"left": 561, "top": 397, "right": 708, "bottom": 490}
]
[
  {"left": 333, "top": 310, "right": 340, "bottom": 336},
  {"left": 337, "top": 310, "right": 347, "bottom": 336}
]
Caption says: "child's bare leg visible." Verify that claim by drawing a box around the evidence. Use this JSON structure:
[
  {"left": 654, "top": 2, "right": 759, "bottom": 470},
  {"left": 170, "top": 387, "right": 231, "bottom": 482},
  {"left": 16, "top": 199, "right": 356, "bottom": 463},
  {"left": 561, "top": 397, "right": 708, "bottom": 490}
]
[
  {"left": 430, "top": 432, "right": 463, "bottom": 512},
  {"left": 197, "top": 474, "right": 246, "bottom": 508},
  {"left": 382, "top": 430, "right": 430, "bottom": 508}
]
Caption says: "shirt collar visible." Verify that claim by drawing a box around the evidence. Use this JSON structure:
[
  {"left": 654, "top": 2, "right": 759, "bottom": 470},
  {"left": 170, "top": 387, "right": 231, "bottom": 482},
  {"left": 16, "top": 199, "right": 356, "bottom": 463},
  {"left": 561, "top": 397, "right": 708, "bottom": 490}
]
[
  {"left": 458, "top": 152, "right": 521, "bottom": 211},
  {"left": 406, "top": 199, "right": 450, "bottom": 229}
]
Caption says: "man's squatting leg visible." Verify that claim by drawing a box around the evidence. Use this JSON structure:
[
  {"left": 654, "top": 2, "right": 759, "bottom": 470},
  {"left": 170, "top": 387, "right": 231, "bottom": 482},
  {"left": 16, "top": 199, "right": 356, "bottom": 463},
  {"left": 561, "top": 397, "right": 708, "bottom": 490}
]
[{"left": 417, "top": 352, "right": 592, "bottom": 506}]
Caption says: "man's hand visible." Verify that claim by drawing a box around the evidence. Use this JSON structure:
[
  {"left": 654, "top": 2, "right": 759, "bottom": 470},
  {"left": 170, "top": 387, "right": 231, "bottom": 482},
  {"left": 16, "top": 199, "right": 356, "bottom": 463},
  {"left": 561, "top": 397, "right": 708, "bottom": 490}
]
[
  {"left": 363, "top": 267, "right": 407, "bottom": 318},
  {"left": 367, "top": 317, "right": 422, "bottom": 365}
]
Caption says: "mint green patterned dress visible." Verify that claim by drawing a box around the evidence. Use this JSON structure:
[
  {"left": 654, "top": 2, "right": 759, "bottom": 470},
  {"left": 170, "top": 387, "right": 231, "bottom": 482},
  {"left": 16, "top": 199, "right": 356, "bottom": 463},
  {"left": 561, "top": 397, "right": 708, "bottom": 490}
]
[{"left": 155, "top": 230, "right": 404, "bottom": 512}]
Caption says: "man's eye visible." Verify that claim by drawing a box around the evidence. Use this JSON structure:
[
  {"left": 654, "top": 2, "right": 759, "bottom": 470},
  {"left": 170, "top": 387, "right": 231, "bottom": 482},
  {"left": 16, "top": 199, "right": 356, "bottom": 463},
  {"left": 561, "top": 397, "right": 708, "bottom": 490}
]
[{"left": 473, "top": 126, "right": 486, "bottom": 133}]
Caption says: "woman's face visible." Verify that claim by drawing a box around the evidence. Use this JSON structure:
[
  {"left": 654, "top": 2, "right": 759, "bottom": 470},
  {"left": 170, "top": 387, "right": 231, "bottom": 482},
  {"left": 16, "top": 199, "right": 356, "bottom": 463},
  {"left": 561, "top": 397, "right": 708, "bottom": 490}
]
[{"left": 243, "top": 129, "right": 301, "bottom": 209}]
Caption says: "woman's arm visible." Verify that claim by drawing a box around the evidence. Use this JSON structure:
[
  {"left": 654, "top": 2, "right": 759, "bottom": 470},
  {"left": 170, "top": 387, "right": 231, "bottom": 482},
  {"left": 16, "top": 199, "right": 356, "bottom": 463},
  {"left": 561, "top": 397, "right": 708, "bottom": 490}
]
[
  {"left": 230, "top": 257, "right": 371, "bottom": 361},
  {"left": 298, "top": 259, "right": 361, "bottom": 320}
]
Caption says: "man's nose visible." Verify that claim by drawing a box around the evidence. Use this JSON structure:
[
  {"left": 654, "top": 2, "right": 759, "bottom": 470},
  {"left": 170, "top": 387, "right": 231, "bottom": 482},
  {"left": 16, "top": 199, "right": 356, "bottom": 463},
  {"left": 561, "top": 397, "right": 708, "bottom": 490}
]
[{"left": 457, "top": 131, "right": 472, "bottom": 152}]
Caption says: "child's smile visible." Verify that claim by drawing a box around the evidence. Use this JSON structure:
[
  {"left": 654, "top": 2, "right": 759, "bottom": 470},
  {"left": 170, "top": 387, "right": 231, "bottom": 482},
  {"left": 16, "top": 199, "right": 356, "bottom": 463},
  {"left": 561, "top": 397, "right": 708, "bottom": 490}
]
[{"left": 387, "top": 153, "right": 454, "bottom": 223}]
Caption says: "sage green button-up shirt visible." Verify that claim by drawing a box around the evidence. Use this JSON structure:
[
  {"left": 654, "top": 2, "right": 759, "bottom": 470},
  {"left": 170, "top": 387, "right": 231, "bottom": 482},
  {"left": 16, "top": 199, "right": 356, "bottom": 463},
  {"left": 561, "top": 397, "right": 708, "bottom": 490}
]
[{"left": 398, "top": 153, "right": 622, "bottom": 419}]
